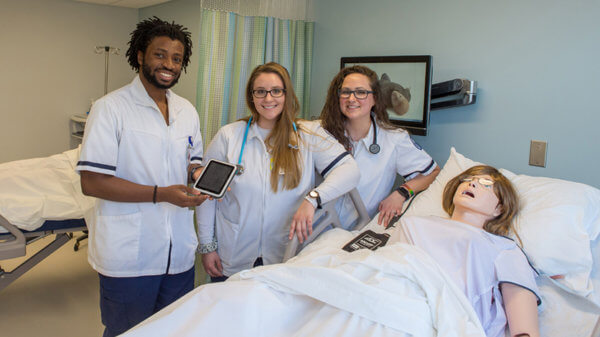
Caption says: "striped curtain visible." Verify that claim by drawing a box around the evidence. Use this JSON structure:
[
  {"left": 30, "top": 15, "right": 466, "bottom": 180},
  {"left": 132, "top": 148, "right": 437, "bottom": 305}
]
[{"left": 196, "top": 9, "right": 314, "bottom": 143}]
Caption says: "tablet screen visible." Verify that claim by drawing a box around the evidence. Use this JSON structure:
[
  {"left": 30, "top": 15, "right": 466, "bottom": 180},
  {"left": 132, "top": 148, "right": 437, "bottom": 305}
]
[{"left": 195, "top": 161, "right": 236, "bottom": 194}]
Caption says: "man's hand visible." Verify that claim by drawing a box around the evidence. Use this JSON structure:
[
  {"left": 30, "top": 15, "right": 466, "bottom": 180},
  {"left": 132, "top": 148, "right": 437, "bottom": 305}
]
[{"left": 157, "top": 185, "right": 208, "bottom": 207}]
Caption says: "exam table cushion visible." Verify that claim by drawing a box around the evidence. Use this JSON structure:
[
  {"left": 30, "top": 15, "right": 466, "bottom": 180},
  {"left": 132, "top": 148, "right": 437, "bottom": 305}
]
[{"left": 0, "top": 147, "right": 94, "bottom": 232}]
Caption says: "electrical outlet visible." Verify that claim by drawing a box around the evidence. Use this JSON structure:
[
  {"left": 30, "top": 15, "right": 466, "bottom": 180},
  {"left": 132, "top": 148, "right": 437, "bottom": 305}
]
[{"left": 529, "top": 140, "right": 547, "bottom": 167}]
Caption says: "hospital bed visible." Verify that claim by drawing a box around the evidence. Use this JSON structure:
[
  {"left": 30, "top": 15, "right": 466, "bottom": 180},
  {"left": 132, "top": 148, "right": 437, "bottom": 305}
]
[
  {"left": 0, "top": 217, "right": 86, "bottom": 291},
  {"left": 0, "top": 147, "right": 93, "bottom": 291},
  {"left": 122, "top": 147, "right": 600, "bottom": 337}
]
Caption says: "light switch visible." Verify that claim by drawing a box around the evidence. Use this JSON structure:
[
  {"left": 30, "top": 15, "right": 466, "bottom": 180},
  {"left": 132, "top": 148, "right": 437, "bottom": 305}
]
[{"left": 529, "top": 140, "right": 547, "bottom": 167}]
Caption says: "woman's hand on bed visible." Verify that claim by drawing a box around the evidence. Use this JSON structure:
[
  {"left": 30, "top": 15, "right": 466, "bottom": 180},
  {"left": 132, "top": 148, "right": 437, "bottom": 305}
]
[
  {"left": 157, "top": 185, "right": 209, "bottom": 207},
  {"left": 289, "top": 200, "right": 316, "bottom": 243},
  {"left": 202, "top": 251, "right": 224, "bottom": 277},
  {"left": 377, "top": 191, "right": 406, "bottom": 227}
]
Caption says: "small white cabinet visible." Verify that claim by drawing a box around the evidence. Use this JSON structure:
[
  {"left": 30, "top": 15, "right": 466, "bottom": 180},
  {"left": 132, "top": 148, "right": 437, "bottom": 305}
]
[
  {"left": 70, "top": 114, "right": 87, "bottom": 140},
  {"left": 70, "top": 114, "right": 87, "bottom": 149}
]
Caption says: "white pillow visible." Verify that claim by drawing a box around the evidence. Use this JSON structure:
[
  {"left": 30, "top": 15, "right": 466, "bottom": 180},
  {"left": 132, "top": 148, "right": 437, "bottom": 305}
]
[
  {"left": 403, "top": 147, "right": 600, "bottom": 305},
  {"left": 512, "top": 174, "right": 600, "bottom": 299}
]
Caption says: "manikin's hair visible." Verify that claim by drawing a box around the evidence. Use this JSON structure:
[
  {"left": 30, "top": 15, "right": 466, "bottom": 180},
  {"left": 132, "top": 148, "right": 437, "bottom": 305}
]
[
  {"left": 243, "top": 62, "right": 302, "bottom": 192},
  {"left": 126, "top": 16, "right": 193, "bottom": 73},
  {"left": 442, "top": 165, "right": 519, "bottom": 236},
  {"left": 319, "top": 65, "right": 395, "bottom": 151}
]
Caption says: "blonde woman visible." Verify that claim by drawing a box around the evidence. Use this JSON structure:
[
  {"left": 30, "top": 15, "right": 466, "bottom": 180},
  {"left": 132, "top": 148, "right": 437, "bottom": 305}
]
[{"left": 196, "top": 62, "right": 359, "bottom": 281}]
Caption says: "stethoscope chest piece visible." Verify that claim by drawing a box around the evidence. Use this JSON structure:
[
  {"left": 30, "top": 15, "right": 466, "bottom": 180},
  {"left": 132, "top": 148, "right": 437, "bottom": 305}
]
[
  {"left": 368, "top": 113, "right": 380, "bottom": 155},
  {"left": 369, "top": 143, "right": 380, "bottom": 154}
]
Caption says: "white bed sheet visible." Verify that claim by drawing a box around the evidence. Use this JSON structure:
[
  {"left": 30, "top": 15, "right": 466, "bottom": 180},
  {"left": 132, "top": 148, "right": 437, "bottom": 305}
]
[
  {"left": 124, "top": 228, "right": 486, "bottom": 337},
  {"left": 362, "top": 217, "right": 600, "bottom": 337},
  {"left": 537, "top": 276, "right": 600, "bottom": 337},
  {"left": 0, "top": 147, "right": 93, "bottom": 232}
]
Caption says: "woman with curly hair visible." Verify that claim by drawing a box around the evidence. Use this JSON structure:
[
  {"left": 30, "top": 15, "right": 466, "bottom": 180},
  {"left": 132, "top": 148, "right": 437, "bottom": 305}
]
[{"left": 320, "top": 65, "right": 440, "bottom": 229}]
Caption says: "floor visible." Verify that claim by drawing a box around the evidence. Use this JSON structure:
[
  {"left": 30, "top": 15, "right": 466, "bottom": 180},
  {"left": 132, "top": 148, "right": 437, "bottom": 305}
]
[
  {"left": 0, "top": 232, "right": 103, "bottom": 337},
  {"left": 0, "top": 232, "right": 209, "bottom": 337}
]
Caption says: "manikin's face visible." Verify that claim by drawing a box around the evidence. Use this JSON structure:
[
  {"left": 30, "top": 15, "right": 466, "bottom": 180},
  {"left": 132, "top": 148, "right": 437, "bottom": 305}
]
[
  {"left": 252, "top": 72, "right": 285, "bottom": 129},
  {"left": 453, "top": 174, "right": 502, "bottom": 220},
  {"left": 339, "top": 73, "right": 375, "bottom": 123},
  {"left": 138, "top": 36, "right": 184, "bottom": 90}
]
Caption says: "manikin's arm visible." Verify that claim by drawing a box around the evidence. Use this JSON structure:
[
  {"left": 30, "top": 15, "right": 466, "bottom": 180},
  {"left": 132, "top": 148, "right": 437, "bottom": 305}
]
[{"left": 501, "top": 283, "right": 540, "bottom": 337}]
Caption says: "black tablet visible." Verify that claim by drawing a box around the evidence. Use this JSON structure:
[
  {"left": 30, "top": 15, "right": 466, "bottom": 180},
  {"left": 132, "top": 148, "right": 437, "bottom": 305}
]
[{"left": 193, "top": 159, "right": 236, "bottom": 198}]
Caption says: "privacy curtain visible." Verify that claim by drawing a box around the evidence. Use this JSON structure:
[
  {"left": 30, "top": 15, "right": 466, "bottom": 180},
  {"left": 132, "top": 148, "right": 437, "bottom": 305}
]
[{"left": 196, "top": 8, "right": 314, "bottom": 143}]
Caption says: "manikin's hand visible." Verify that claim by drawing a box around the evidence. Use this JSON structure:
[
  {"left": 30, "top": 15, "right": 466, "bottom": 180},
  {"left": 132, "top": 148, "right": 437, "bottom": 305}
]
[
  {"left": 288, "top": 200, "right": 316, "bottom": 244},
  {"left": 377, "top": 191, "right": 406, "bottom": 227},
  {"left": 202, "top": 251, "right": 223, "bottom": 277}
]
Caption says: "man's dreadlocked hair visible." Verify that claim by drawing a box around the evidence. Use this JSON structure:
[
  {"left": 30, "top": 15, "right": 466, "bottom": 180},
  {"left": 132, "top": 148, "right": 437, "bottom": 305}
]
[{"left": 126, "top": 16, "right": 193, "bottom": 73}]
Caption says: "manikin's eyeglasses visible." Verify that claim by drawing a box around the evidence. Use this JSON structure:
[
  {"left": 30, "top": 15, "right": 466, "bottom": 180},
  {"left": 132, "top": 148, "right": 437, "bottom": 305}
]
[
  {"left": 461, "top": 176, "right": 495, "bottom": 189},
  {"left": 337, "top": 89, "right": 374, "bottom": 100},
  {"left": 252, "top": 88, "right": 286, "bottom": 98}
]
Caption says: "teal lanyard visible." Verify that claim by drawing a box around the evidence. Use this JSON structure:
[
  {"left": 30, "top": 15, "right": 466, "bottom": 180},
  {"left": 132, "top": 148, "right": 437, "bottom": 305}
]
[
  {"left": 237, "top": 116, "right": 252, "bottom": 174},
  {"left": 236, "top": 116, "right": 298, "bottom": 174}
]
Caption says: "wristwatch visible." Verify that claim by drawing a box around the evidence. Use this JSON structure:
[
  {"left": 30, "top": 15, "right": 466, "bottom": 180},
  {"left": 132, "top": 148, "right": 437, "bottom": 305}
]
[
  {"left": 395, "top": 186, "right": 411, "bottom": 200},
  {"left": 307, "top": 189, "right": 322, "bottom": 209}
]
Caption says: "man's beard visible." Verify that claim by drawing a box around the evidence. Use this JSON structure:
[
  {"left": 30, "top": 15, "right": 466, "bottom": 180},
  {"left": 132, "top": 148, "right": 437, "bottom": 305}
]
[{"left": 141, "top": 63, "right": 180, "bottom": 89}]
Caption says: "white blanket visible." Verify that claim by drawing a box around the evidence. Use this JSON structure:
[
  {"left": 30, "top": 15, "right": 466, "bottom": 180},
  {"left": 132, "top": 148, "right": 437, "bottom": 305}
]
[
  {"left": 0, "top": 147, "right": 94, "bottom": 232},
  {"left": 124, "top": 229, "right": 486, "bottom": 337}
]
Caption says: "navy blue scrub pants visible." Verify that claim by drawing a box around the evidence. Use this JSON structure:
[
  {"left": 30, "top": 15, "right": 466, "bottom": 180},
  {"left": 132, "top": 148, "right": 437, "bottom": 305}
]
[{"left": 98, "top": 267, "right": 194, "bottom": 337}]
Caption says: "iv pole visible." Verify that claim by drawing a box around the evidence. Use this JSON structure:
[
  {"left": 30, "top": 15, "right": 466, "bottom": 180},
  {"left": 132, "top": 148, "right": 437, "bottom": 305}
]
[{"left": 94, "top": 46, "right": 120, "bottom": 95}]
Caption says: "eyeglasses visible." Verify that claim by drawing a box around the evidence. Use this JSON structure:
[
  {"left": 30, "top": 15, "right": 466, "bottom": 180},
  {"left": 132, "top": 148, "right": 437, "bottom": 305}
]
[
  {"left": 252, "top": 88, "right": 286, "bottom": 98},
  {"left": 461, "top": 176, "right": 495, "bottom": 189},
  {"left": 337, "top": 89, "right": 374, "bottom": 100}
]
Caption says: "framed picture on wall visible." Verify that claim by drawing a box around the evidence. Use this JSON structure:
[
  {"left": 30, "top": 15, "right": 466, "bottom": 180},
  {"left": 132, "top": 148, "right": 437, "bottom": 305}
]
[{"left": 340, "top": 55, "right": 432, "bottom": 136}]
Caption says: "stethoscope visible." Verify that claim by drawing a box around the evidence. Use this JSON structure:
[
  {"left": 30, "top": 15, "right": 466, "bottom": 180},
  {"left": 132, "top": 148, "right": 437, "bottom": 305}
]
[
  {"left": 236, "top": 116, "right": 299, "bottom": 175},
  {"left": 367, "top": 114, "right": 380, "bottom": 154}
]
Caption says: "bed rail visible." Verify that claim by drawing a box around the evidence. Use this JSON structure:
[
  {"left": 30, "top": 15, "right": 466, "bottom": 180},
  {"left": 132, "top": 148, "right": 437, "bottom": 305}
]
[{"left": 283, "top": 188, "right": 369, "bottom": 262}]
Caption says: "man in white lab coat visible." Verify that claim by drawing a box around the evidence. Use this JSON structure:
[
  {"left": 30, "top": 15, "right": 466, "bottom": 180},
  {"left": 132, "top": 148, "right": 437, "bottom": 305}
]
[{"left": 77, "top": 17, "right": 206, "bottom": 337}]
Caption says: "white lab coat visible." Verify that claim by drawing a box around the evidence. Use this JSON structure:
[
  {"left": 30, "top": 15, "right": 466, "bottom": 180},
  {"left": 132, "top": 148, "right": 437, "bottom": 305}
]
[
  {"left": 77, "top": 76, "right": 203, "bottom": 277},
  {"left": 196, "top": 119, "right": 359, "bottom": 276}
]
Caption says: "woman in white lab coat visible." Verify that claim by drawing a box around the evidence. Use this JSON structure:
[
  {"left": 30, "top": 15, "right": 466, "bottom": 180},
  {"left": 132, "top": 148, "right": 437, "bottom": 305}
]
[
  {"left": 320, "top": 65, "right": 440, "bottom": 228},
  {"left": 196, "top": 62, "right": 359, "bottom": 281}
]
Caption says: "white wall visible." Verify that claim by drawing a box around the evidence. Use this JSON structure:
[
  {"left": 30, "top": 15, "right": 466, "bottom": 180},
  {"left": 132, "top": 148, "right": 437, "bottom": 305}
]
[
  {"left": 0, "top": 0, "right": 138, "bottom": 162},
  {"left": 309, "top": 0, "right": 600, "bottom": 188}
]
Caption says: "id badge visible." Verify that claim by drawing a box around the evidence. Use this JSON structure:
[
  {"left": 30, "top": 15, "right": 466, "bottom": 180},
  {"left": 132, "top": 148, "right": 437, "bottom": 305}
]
[{"left": 342, "top": 230, "right": 390, "bottom": 252}]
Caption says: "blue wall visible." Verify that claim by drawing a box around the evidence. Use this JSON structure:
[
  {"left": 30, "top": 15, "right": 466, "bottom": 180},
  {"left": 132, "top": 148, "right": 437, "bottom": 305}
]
[{"left": 310, "top": 0, "right": 600, "bottom": 188}]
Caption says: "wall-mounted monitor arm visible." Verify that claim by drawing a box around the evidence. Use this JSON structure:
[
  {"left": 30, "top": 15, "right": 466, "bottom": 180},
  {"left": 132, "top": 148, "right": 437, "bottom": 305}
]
[{"left": 430, "top": 79, "right": 477, "bottom": 111}]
